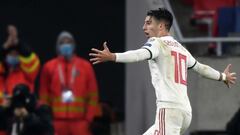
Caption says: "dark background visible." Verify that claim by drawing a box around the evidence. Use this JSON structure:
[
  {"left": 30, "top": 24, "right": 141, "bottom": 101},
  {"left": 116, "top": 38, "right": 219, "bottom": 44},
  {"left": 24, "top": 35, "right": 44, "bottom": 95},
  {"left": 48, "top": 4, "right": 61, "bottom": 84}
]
[{"left": 0, "top": 0, "right": 125, "bottom": 120}]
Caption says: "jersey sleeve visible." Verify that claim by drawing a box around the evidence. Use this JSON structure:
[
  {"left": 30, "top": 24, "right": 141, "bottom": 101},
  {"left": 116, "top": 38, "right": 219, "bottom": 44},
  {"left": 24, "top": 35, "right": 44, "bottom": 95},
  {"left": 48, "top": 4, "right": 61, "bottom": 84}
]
[
  {"left": 115, "top": 37, "right": 160, "bottom": 63},
  {"left": 185, "top": 49, "right": 223, "bottom": 81},
  {"left": 186, "top": 50, "right": 197, "bottom": 69},
  {"left": 141, "top": 37, "right": 160, "bottom": 59},
  {"left": 115, "top": 49, "right": 151, "bottom": 63}
]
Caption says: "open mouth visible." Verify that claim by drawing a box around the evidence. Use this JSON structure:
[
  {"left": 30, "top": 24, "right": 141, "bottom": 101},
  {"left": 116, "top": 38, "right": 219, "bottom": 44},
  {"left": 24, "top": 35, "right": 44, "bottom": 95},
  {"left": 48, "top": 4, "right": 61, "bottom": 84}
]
[{"left": 144, "top": 32, "right": 149, "bottom": 36}]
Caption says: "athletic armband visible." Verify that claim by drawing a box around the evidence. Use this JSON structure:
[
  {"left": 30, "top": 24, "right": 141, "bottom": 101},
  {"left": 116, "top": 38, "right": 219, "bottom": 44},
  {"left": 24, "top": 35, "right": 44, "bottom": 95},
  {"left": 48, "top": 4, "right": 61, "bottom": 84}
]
[{"left": 218, "top": 72, "right": 226, "bottom": 81}]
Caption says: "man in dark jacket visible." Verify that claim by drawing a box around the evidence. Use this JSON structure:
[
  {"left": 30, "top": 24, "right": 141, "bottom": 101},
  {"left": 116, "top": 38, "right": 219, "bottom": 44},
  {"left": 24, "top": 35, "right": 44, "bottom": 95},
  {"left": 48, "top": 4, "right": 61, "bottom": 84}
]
[
  {"left": 226, "top": 108, "right": 240, "bottom": 135},
  {"left": 0, "top": 84, "right": 54, "bottom": 135}
]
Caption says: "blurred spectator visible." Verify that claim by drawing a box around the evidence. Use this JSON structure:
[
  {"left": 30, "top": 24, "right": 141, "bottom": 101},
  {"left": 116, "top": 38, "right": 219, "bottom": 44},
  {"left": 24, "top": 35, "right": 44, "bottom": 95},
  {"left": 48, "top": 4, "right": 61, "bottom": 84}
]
[
  {"left": 226, "top": 108, "right": 240, "bottom": 135},
  {"left": 0, "top": 48, "right": 5, "bottom": 105},
  {"left": 0, "top": 25, "right": 40, "bottom": 104},
  {"left": 0, "top": 84, "right": 53, "bottom": 135},
  {"left": 0, "top": 47, "right": 4, "bottom": 135},
  {"left": 90, "top": 103, "right": 115, "bottom": 135},
  {"left": 39, "top": 31, "right": 101, "bottom": 135}
]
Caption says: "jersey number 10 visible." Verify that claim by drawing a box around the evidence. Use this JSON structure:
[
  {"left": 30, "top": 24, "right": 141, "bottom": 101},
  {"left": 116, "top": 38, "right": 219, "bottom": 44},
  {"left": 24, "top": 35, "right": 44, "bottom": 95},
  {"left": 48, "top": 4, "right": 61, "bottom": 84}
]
[{"left": 171, "top": 51, "right": 187, "bottom": 85}]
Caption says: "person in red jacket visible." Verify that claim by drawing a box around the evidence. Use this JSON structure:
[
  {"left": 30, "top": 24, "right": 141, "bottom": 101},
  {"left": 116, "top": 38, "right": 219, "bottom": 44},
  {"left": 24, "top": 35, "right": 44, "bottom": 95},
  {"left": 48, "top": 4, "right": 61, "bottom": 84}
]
[
  {"left": 0, "top": 25, "right": 40, "bottom": 104},
  {"left": 0, "top": 48, "right": 6, "bottom": 135},
  {"left": 0, "top": 25, "right": 40, "bottom": 135},
  {"left": 39, "top": 31, "right": 101, "bottom": 135},
  {"left": 0, "top": 56, "right": 5, "bottom": 105}
]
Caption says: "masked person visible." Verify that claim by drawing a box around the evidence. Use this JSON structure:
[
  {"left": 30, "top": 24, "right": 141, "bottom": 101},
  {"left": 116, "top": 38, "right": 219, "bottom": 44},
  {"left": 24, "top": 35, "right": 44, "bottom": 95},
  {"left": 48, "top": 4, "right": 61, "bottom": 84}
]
[
  {"left": 0, "top": 52, "right": 6, "bottom": 135},
  {"left": 0, "top": 25, "right": 40, "bottom": 105},
  {"left": 0, "top": 58, "right": 5, "bottom": 135},
  {"left": 39, "top": 31, "right": 101, "bottom": 135},
  {"left": 0, "top": 49, "right": 5, "bottom": 105}
]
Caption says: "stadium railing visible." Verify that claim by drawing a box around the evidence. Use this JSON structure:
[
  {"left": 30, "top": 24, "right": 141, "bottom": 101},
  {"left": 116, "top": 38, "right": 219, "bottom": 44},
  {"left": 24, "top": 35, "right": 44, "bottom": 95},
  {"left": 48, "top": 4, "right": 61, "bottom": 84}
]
[{"left": 162, "top": 0, "right": 240, "bottom": 56}]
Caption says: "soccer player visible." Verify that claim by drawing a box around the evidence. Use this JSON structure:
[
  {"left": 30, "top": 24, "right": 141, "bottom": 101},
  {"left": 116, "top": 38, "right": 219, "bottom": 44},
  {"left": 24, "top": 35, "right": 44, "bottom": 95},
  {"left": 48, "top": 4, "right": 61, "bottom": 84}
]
[{"left": 89, "top": 8, "right": 237, "bottom": 135}]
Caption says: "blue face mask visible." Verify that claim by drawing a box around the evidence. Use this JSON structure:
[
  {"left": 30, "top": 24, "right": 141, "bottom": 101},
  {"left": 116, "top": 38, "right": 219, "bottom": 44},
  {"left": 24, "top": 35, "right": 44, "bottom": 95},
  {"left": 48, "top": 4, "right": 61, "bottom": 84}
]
[
  {"left": 6, "top": 55, "right": 20, "bottom": 67},
  {"left": 59, "top": 43, "right": 74, "bottom": 58}
]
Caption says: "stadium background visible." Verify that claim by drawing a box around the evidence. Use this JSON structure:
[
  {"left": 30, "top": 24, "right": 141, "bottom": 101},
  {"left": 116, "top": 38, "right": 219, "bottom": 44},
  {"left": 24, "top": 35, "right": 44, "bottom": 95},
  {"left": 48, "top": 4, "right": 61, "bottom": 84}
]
[
  {"left": 0, "top": 0, "right": 125, "bottom": 121},
  {"left": 1, "top": 0, "right": 240, "bottom": 135}
]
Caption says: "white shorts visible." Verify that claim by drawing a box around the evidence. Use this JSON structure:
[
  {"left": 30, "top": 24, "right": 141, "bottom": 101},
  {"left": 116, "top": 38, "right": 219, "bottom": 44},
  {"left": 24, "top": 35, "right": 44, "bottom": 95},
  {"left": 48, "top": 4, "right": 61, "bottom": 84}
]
[{"left": 143, "top": 108, "right": 192, "bottom": 135}]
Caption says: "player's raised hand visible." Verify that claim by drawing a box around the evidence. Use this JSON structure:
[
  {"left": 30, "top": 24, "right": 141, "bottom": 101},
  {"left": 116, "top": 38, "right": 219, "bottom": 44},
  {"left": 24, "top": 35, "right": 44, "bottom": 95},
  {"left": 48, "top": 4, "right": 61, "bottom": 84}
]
[
  {"left": 89, "top": 42, "right": 116, "bottom": 64},
  {"left": 3, "top": 25, "right": 19, "bottom": 49},
  {"left": 223, "top": 64, "right": 237, "bottom": 88},
  {"left": 8, "top": 25, "right": 18, "bottom": 40}
]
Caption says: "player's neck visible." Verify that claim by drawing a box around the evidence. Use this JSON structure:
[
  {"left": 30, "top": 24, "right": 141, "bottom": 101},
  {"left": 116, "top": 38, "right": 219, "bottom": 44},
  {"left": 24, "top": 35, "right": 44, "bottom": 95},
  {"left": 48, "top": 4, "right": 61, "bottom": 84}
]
[{"left": 158, "top": 31, "right": 170, "bottom": 37}]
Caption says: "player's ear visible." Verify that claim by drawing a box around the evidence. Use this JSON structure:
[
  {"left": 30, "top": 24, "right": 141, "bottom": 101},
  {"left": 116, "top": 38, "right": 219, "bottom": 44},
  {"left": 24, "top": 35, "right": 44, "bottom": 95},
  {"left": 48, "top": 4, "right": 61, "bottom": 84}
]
[{"left": 158, "top": 22, "right": 164, "bottom": 30}]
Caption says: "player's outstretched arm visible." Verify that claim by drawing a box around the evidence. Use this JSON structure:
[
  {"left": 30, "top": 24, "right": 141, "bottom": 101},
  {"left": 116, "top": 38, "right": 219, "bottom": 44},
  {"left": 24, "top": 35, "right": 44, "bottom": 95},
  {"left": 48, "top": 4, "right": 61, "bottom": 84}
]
[
  {"left": 192, "top": 62, "right": 237, "bottom": 88},
  {"left": 89, "top": 42, "right": 116, "bottom": 64},
  {"left": 89, "top": 42, "right": 152, "bottom": 64}
]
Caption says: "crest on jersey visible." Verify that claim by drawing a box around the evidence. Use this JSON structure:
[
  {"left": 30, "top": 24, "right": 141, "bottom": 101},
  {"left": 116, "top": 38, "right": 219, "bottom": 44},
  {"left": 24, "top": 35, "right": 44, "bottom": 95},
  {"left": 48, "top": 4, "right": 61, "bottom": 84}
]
[
  {"left": 144, "top": 43, "right": 152, "bottom": 47},
  {"left": 148, "top": 38, "right": 155, "bottom": 42}
]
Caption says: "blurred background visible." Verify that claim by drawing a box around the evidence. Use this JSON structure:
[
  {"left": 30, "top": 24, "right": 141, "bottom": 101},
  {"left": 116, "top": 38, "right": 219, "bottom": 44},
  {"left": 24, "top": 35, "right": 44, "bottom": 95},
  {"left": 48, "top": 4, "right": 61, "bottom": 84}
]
[{"left": 0, "top": 0, "right": 240, "bottom": 135}]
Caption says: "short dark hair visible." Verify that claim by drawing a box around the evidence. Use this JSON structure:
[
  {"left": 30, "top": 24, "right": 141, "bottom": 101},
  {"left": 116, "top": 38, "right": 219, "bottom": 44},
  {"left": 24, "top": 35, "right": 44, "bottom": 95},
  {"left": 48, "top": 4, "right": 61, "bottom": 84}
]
[
  {"left": 11, "top": 84, "right": 36, "bottom": 112},
  {"left": 147, "top": 8, "right": 173, "bottom": 31}
]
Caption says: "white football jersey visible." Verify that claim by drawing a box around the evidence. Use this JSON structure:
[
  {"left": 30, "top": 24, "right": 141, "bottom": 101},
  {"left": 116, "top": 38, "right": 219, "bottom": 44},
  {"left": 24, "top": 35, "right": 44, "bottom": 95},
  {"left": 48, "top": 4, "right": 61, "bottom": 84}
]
[{"left": 142, "top": 36, "right": 196, "bottom": 113}]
